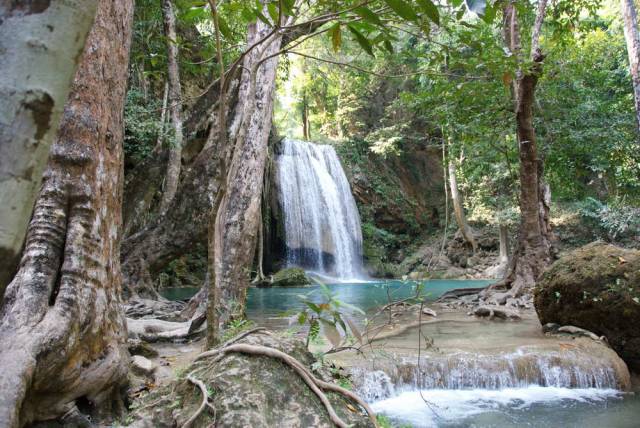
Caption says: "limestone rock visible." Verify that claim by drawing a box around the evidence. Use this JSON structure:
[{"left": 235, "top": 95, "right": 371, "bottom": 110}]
[
  {"left": 131, "top": 355, "right": 157, "bottom": 378},
  {"left": 534, "top": 242, "right": 640, "bottom": 371},
  {"left": 271, "top": 267, "right": 311, "bottom": 287},
  {"left": 129, "top": 331, "right": 374, "bottom": 428}
]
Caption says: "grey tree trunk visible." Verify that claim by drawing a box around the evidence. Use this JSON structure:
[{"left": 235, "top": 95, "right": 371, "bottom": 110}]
[
  {"left": 0, "top": 0, "right": 133, "bottom": 425},
  {"left": 499, "top": 224, "right": 510, "bottom": 264},
  {"left": 159, "top": 0, "right": 184, "bottom": 213},
  {"left": 0, "top": 0, "right": 98, "bottom": 298},
  {"left": 621, "top": 0, "right": 640, "bottom": 132},
  {"left": 447, "top": 159, "right": 477, "bottom": 253},
  {"left": 211, "top": 18, "right": 283, "bottom": 330}
]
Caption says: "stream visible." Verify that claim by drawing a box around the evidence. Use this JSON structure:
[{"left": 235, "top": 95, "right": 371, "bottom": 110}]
[{"left": 161, "top": 280, "right": 639, "bottom": 427}]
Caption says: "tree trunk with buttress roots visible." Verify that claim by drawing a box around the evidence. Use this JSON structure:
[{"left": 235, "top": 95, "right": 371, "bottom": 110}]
[
  {"left": 0, "top": 0, "right": 98, "bottom": 299},
  {"left": 0, "top": 0, "right": 133, "bottom": 425},
  {"left": 621, "top": 0, "right": 640, "bottom": 133},
  {"left": 497, "top": 1, "right": 553, "bottom": 297},
  {"left": 447, "top": 158, "right": 477, "bottom": 252},
  {"left": 158, "top": 0, "right": 184, "bottom": 213},
  {"left": 121, "top": 16, "right": 320, "bottom": 297},
  {"left": 210, "top": 17, "right": 283, "bottom": 331}
]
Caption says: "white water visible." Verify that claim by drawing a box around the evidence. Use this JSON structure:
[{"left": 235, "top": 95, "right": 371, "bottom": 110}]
[
  {"left": 372, "top": 386, "right": 625, "bottom": 428},
  {"left": 276, "top": 138, "right": 364, "bottom": 280}
]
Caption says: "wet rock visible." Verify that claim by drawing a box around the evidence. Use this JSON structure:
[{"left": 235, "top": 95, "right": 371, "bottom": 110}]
[
  {"left": 474, "top": 305, "right": 521, "bottom": 320},
  {"left": 271, "top": 267, "right": 311, "bottom": 287},
  {"left": 534, "top": 242, "right": 640, "bottom": 372}
]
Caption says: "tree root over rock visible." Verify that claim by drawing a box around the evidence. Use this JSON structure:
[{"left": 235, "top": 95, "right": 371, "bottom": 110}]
[{"left": 195, "top": 344, "right": 378, "bottom": 428}]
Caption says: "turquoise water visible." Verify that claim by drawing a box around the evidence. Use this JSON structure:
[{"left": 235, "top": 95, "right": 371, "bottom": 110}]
[
  {"left": 245, "top": 279, "right": 492, "bottom": 320},
  {"left": 160, "top": 279, "right": 493, "bottom": 319}
]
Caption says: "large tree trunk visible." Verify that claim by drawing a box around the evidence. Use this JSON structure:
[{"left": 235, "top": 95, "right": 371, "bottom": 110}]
[
  {"left": 498, "top": 1, "right": 552, "bottom": 297},
  {"left": 210, "top": 17, "right": 283, "bottom": 331},
  {"left": 0, "top": 0, "right": 98, "bottom": 298},
  {"left": 159, "top": 0, "right": 184, "bottom": 213},
  {"left": 0, "top": 0, "right": 133, "bottom": 425},
  {"left": 621, "top": 0, "right": 640, "bottom": 132},
  {"left": 447, "top": 158, "right": 477, "bottom": 252}
]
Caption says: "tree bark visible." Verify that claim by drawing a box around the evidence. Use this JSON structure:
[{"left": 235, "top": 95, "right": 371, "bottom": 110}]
[
  {"left": 499, "top": 1, "right": 553, "bottom": 297},
  {"left": 302, "top": 92, "right": 311, "bottom": 140},
  {"left": 159, "top": 0, "right": 184, "bottom": 213},
  {"left": 211, "top": 17, "right": 283, "bottom": 331},
  {"left": 499, "top": 224, "right": 510, "bottom": 264},
  {"left": 447, "top": 158, "right": 477, "bottom": 252},
  {"left": 621, "top": 0, "right": 640, "bottom": 133},
  {"left": 120, "top": 13, "right": 322, "bottom": 298},
  {"left": 0, "top": 0, "right": 99, "bottom": 298},
  {"left": 0, "top": 0, "right": 133, "bottom": 425}
]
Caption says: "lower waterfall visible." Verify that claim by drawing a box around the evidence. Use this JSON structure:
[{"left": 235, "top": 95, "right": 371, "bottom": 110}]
[{"left": 276, "top": 138, "right": 364, "bottom": 280}]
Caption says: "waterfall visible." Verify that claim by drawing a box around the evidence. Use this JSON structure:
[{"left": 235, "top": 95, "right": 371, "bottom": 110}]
[
  {"left": 351, "top": 348, "right": 626, "bottom": 402},
  {"left": 276, "top": 138, "right": 364, "bottom": 280}
]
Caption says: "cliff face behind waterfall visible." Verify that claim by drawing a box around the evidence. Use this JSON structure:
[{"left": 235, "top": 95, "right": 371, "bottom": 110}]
[{"left": 265, "top": 137, "right": 446, "bottom": 277}]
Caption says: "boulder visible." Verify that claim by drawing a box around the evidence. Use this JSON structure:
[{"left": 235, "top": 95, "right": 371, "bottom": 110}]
[
  {"left": 131, "top": 355, "right": 157, "bottom": 378},
  {"left": 128, "top": 331, "right": 374, "bottom": 427},
  {"left": 271, "top": 267, "right": 311, "bottom": 287},
  {"left": 534, "top": 242, "right": 640, "bottom": 371}
]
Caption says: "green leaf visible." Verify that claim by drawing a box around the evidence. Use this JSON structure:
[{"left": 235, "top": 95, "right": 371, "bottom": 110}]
[
  {"left": 354, "top": 6, "right": 383, "bottom": 26},
  {"left": 330, "top": 23, "right": 342, "bottom": 52},
  {"left": 465, "top": 0, "right": 486, "bottom": 16},
  {"left": 345, "top": 316, "right": 363, "bottom": 344},
  {"left": 303, "top": 301, "right": 322, "bottom": 314},
  {"left": 416, "top": 0, "right": 440, "bottom": 25},
  {"left": 333, "top": 298, "right": 366, "bottom": 315},
  {"left": 281, "top": 0, "right": 294, "bottom": 15},
  {"left": 384, "top": 0, "right": 418, "bottom": 21},
  {"left": 217, "top": 16, "right": 233, "bottom": 39},
  {"left": 297, "top": 310, "right": 308, "bottom": 325},
  {"left": 319, "top": 319, "right": 342, "bottom": 348},
  {"left": 348, "top": 25, "right": 374, "bottom": 57},
  {"left": 267, "top": 2, "right": 278, "bottom": 23},
  {"left": 384, "top": 39, "right": 394, "bottom": 53}
]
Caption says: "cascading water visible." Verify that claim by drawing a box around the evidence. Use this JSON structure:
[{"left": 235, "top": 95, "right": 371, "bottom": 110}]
[
  {"left": 276, "top": 138, "right": 364, "bottom": 280},
  {"left": 349, "top": 347, "right": 632, "bottom": 427}
]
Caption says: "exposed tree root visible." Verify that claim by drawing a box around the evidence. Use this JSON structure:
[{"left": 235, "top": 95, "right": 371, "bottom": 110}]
[
  {"left": 127, "top": 318, "right": 204, "bottom": 342},
  {"left": 195, "top": 343, "right": 378, "bottom": 428},
  {"left": 182, "top": 375, "right": 209, "bottom": 428}
]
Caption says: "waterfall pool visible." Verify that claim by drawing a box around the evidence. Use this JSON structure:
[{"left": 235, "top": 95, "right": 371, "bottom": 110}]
[
  {"left": 371, "top": 386, "right": 640, "bottom": 428},
  {"left": 160, "top": 279, "right": 640, "bottom": 427},
  {"left": 160, "top": 279, "right": 493, "bottom": 314}
]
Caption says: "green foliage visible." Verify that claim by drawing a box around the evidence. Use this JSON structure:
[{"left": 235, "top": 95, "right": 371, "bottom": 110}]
[
  {"left": 292, "top": 280, "right": 365, "bottom": 351},
  {"left": 221, "top": 318, "right": 256, "bottom": 342},
  {"left": 123, "top": 89, "right": 162, "bottom": 164},
  {"left": 577, "top": 197, "right": 640, "bottom": 241}
]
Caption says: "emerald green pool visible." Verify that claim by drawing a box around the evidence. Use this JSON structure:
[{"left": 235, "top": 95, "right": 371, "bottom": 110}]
[{"left": 161, "top": 279, "right": 493, "bottom": 319}]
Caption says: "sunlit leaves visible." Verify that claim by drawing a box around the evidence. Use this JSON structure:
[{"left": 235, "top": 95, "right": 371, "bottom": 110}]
[
  {"left": 416, "top": 0, "right": 440, "bottom": 25},
  {"left": 354, "top": 6, "right": 383, "bottom": 26},
  {"left": 384, "top": 0, "right": 419, "bottom": 21},
  {"left": 348, "top": 24, "right": 375, "bottom": 56},
  {"left": 330, "top": 23, "right": 342, "bottom": 52}
]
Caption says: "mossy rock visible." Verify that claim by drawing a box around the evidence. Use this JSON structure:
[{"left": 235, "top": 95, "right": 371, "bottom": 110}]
[
  {"left": 271, "top": 267, "right": 311, "bottom": 287},
  {"left": 127, "top": 332, "right": 374, "bottom": 427},
  {"left": 534, "top": 242, "right": 640, "bottom": 372}
]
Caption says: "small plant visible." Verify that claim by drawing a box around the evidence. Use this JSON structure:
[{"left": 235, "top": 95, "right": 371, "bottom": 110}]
[
  {"left": 292, "top": 280, "right": 365, "bottom": 350},
  {"left": 221, "top": 318, "right": 255, "bottom": 342}
]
